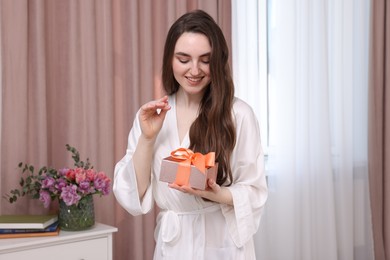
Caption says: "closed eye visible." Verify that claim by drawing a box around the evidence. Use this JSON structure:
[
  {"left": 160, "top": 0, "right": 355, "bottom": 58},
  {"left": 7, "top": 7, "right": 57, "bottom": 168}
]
[
  {"left": 178, "top": 59, "right": 190, "bottom": 64},
  {"left": 175, "top": 52, "right": 210, "bottom": 65}
]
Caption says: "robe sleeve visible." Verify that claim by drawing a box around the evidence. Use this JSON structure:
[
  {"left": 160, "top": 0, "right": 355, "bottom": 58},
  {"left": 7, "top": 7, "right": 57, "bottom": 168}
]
[
  {"left": 113, "top": 111, "right": 154, "bottom": 216},
  {"left": 221, "top": 99, "right": 268, "bottom": 247}
]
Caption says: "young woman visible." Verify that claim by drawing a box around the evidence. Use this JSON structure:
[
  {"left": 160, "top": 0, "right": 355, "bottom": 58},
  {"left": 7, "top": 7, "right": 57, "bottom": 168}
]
[{"left": 113, "top": 9, "right": 268, "bottom": 259}]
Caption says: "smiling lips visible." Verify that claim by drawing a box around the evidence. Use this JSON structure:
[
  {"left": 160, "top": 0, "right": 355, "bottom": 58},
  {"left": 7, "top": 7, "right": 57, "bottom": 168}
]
[{"left": 186, "top": 76, "right": 204, "bottom": 84}]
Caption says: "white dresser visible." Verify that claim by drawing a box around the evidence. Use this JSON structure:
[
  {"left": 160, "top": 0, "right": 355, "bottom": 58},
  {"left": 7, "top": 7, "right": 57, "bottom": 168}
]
[{"left": 0, "top": 223, "right": 117, "bottom": 260}]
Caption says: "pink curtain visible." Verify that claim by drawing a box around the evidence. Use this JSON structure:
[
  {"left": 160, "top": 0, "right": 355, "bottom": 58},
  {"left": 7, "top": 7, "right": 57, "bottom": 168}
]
[
  {"left": 0, "top": 1, "right": 231, "bottom": 259},
  {"left": 368, "top": 0, "right": 390, "bottom": 259}
]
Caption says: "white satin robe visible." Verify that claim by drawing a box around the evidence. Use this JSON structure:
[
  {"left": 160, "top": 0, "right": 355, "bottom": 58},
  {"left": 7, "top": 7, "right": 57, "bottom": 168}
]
[{"left": 113, "top": 95, "right": 268, "bottom": 260}]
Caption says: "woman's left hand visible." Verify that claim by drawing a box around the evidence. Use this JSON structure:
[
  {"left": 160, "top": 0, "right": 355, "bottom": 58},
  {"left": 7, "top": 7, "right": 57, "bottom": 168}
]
[{"left": 168, "top": 178, "right": 233, "bottom": 205}]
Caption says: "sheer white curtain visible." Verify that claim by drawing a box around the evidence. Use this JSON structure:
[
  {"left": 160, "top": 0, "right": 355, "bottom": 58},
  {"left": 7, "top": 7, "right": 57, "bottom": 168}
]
[
  {"left": 232, "top": 0, "right": 374, "bottom": 259},
  {"left": 231, "top": 0, "right": 267, "bottom": 146}
]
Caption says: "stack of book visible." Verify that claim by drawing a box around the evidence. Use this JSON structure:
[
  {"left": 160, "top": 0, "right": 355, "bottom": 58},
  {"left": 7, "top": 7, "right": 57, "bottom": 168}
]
[{"left": 0, "top": 214, "right": 59, "bottom": 238}]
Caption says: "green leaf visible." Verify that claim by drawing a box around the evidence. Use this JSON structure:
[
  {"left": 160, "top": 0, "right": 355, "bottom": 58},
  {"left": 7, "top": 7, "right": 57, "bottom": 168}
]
[
  {"left": 19, "top": 177, "right": 24, "bottom": 186},
  {"left": 38, "top": 167, "right": 46, "bottom": 175}
]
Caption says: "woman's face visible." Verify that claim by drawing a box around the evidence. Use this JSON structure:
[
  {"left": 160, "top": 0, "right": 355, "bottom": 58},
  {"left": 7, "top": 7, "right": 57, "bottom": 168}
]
[{"left": 172, "top": 32, "right": 211, "bottom": 96}]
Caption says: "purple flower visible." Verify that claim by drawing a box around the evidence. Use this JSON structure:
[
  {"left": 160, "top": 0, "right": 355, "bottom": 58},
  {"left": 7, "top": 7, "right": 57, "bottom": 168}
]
[
  {"left": 60, "top": 185, "right": 81, "bottom": 206},
  {"left": 78, "top": 180, "right": 93, "bottom": 194},
  {"left": 58, "top": 168, "right": 69, "bottom": 176},
  {"left": 41, "top": 176, "right": 56, "bottom": 189},
  {"left": 93, "top": 177, "right": 105, "bottom": 191},
  {"left": 55, "top": 178, "right": 67, "bottom": 191},
  {"left": 39, "top": 190, "right": 51, "bottom": 208},
  {"left": 101, "top": 185, "right": 111, "bottom": 195},
  {"left": 94, "top": 177, "right": 111, "bottom": 195}
]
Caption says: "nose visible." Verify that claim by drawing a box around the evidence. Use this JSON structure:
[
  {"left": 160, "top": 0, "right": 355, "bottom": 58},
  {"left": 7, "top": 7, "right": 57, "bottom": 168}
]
[{"left": 190, "top": 62, "right": 200, "bottom": 75}]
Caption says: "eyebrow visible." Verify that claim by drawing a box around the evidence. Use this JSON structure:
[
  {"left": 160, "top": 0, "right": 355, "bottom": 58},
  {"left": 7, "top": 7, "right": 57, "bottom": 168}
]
[{"left": 175, "top": 52, "right": 211, "bottom": 58}]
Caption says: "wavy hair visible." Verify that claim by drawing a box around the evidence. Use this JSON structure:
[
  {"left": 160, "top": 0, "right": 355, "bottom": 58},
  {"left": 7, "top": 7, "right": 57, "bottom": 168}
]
[{"left": 162, "top": 10, "right": 236, "bottom": 186}]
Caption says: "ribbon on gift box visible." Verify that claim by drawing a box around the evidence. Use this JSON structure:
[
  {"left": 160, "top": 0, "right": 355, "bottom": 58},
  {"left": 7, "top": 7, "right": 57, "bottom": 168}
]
[{"left": 169, "top": 148, "right": 215, "bottom": 186}]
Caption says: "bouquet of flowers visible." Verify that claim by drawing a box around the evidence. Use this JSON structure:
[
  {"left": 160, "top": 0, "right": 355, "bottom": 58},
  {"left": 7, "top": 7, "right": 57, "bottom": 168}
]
[{"left": 4, "top": 144, "right": 111, "bottom": 208}]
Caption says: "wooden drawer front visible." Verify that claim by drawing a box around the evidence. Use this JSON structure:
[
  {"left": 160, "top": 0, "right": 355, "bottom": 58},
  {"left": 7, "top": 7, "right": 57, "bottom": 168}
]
[{"left": 0, "top": 237, "right": 109, "bottom": 260}]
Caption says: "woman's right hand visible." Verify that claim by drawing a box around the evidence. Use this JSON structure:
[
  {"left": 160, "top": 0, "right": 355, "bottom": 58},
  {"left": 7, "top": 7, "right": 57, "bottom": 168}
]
[{"left": 138, "top": 96, "right": 171, "bottom": 140}]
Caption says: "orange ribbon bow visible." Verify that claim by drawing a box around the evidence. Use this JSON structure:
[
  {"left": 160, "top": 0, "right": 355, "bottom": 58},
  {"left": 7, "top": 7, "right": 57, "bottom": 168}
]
[{"left": 169, "top": 148, "right": 215, "bottom": 186}]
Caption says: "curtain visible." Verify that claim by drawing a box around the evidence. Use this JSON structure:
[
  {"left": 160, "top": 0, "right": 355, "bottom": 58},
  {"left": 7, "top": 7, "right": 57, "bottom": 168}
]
[
  {"left": 0, "top": 1, "right": 231, "bottom": 260},
  {"left": 368, "top": 0, "right": 390, "bottom": 259},
  {"left": 248, "top": 0, "right": 374, "bottom": 259},
  {"left": 231, "top": 0, "right": 268, "bottom": 148}
]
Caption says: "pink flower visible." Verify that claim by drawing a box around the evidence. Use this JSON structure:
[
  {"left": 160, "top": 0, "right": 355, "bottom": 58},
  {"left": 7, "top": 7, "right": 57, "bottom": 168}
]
[
  {"left": 86, "top": 169, "right": 96, "bottom": 181},
  {"left": 75, "top": 168, "right": 87, "bottom": 184}
]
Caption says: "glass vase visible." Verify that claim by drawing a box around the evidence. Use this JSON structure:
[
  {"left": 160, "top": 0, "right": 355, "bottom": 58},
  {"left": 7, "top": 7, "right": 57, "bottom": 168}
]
[{"left": 59, "top": 195, "right": 95, "bottom": 231}]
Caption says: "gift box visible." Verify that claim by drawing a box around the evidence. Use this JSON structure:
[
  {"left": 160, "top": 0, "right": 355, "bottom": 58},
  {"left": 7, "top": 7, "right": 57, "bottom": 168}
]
[{"left": 159, "top": 148, "right": 218, "bottom": 190}]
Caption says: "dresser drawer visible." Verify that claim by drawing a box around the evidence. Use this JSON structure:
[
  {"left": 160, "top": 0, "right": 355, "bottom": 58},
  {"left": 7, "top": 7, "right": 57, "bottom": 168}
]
[
  {"left": 0, "top": 223, "right": 117, "bottom": 260},
  {"left": 0, "top": 237, "right": 108, "bottom": 260}
]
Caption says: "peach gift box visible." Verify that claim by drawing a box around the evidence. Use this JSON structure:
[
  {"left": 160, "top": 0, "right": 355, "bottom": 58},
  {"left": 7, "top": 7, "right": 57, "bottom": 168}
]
[{"left": 159, "top": 153, "right": 218, "bottom": 190}]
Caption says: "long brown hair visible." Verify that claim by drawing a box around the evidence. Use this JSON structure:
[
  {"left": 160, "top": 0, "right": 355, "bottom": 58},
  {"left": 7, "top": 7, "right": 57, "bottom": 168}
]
[{"left": 162, "top": 10, "right": 236, "bottom": 186}]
